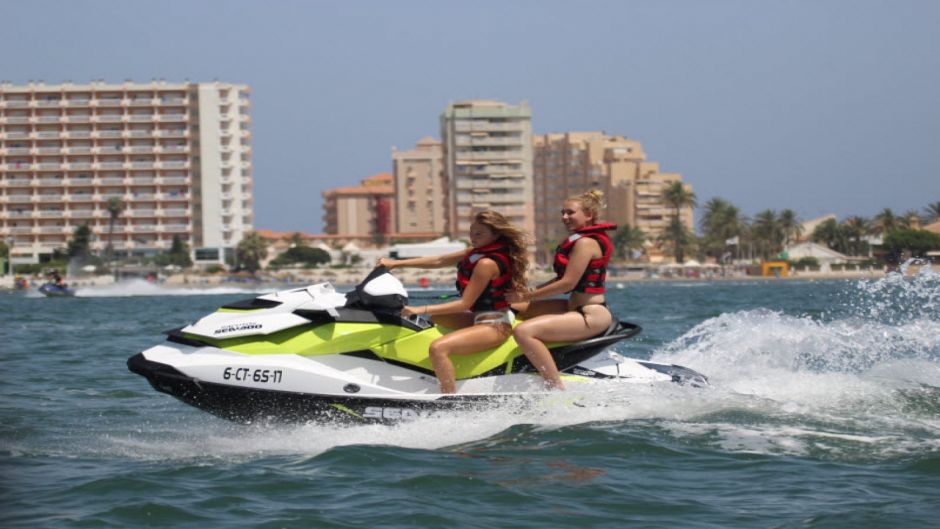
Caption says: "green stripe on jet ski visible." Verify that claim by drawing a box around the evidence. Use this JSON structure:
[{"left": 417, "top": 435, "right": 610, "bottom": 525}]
[{"left": 330, "top": 403, "right": 365, "bottom": 420}]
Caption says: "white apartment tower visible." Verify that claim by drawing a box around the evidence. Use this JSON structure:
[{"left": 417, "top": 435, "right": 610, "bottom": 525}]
[
  {"left": 0, "top": 80, "right": 253, "bottom": 264},
  {"left": 440, "top": 100, "right": 534, "bottom": 239}
]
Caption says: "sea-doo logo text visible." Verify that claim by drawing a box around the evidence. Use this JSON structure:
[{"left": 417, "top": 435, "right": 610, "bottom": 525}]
[{"left": 214, "top": 322, "right": 262, "bottom": 335}]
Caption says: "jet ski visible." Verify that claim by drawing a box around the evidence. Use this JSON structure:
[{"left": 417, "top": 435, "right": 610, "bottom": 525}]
[
  {"left": 127, "top": 267, "right": 707, "bottom": 424},
  {"left": 38, "top": 283, "right": 76, "bottom": 297}
]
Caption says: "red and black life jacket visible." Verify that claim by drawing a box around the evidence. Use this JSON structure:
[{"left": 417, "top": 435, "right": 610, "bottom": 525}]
[
  {"left": 455, "top": 242, "right": 513, "bottom": 311},
  {"left": 553, "top": 223, "right": 616, "bottom": 294}
]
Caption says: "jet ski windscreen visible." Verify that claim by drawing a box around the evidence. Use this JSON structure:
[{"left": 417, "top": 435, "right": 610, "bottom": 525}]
[{"left": 344, "top": 266, "right": 408, "bottom": 310}]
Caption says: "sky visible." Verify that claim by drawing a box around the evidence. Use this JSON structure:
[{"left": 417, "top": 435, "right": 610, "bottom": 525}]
[{"left": 4, "top": 0, "right": 939, "bottom": 233}]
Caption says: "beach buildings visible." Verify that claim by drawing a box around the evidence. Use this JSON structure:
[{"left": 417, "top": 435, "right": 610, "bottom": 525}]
[
  {"left": 391, "top": 137, "right": 446, "bottom": 236},
  {"left": 321, "top": 172, "right": 396, "bottom": 243},
  {"left": 533, "top": 132, "right": 693, "bottom": 262},
  {"left": 440, "top": 100, "right": 534, "bottom": 239},
  {"left": 0, "top": 80, "right": 253, "bottom": 265}
]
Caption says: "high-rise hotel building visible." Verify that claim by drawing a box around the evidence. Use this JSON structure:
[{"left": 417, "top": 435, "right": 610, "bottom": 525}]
[
  {"left": 0, "top": 80, "right": 253, "bottom": 264},
  {"left": 392, "top": 137, "right": 446, "bottom": 236},
  {"left": 441, "top": 100, "right": 534, "bottom": 239},
  {"left": 534, "top": 131, "right": 693, "bottom": 262}
]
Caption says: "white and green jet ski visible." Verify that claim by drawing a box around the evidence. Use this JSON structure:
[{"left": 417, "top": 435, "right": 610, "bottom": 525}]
[{"left": 128, "top": 267, "right": 707, "bottom": 424}]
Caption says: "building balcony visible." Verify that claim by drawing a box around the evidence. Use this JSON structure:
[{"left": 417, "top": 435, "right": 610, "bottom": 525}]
[
  {"left": 129, "top": 115, "right": 154, "bottom": 122},
  {"left": 4, "top": 100, "right": 30, "bottom": 108},
  {"left": 37, "top": 100, "right": 62, "bottom": 108},
  {"left": 5, "top": 179, "right": 32, "bottom": 186},
  {"left": 160, "top": 177, "right": 188, "bottom": 185},
  {"left": 10, "top": 227, "right": 35, "bottom": 234},
  {"left": 129, "top": 177, "right": 157, "bottom": 185},
  {"left": 98, "top": 162, "right": 125, "bottom": 170},
  {"left": 162, "top": 208, "right": 189, "bottom": 216},
  {"left": 95, "top": 98, "right": 123, "bottom": 106},
  {"left": 158, "top": 130, "right": 188, "bottom": 138},
  {"left": 159, "top": 146, "right": 188, "bottom": 153},
  {"left": 7, "top": 210, "right": 34, "bottom": 218},
  {"left": 129, "top": 224, "right": 157, "bottom": 233},
  {"left": 67, "top": 147, "right": 93, "bottom": 154},
  {"left": 70, "top": 210, "right": 96, "bottom": 219},
  {"left": 128, "top": 209, "right": 156, "bottom": 217},
  {"left": 161, "top": 161, "right": 188, "bottom": 169},
  {"left": 162, "top": 224, "right": 190, "bottom": 232},
  {"left": 128, "top": 130, "right": 153, "bottom": 137},
  {"left": 97, "top": 131, "right": 123, "bottom": 138},
  {"left": 96, "top": 115, "right": 124, "bottom": 123},
  {"left": 38, "top": 226, "right": 67, "bottom": 234},
  {"left": 37, "top": 195, "right": 64, "bottom": 202},
  {"left": 129, "top": 99, "right": 155, "bottom": 106},
  {"left": 37, "top": 179, "right": 65, "bottom": 186},
  {"left": 3, "top": 117, "right": 30, "bottom": 124},
  {"left": 65, "top": 131, "right": 92, "bottom": 138},
  {"left": 5, "top": 132, "right": 30, "bottom": 139},
  {"left": 98, "top": 177, "right": 126, "bottom": 185},
  {"left": 157, "top": 114, "right": 187, "bottom": 122},
  {"left": 66, "top": 99, "right": 91, "bottom": 106},
  {"left": 36, "top": 131, "right": 62, "bottom": 139}
]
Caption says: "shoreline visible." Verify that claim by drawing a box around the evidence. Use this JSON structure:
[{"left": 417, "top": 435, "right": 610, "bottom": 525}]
[{"left": 2, "top": 265, "right": 924, "bottom": 291}]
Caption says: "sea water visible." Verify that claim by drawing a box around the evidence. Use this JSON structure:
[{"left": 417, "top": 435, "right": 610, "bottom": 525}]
[{"left": 2, "top": 268, "right": 939, "bottom": 528}]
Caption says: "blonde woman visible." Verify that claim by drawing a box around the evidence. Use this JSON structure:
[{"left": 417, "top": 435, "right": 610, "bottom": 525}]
[
  {"left": 378, "top": 210, "right": 529, "bottom": 393},
  {"left": 508, "top": 190, "right": 616, "bottom": 390}
]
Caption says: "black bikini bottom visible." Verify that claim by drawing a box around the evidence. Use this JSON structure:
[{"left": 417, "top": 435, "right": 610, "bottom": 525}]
[{"left": 574, "top": 302, "right": 608, "bottom": 320}]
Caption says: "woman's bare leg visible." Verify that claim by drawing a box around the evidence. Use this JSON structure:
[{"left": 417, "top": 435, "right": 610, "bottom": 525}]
[
  {"left": 512, "top": 306, "right": 613, "bottom": 390},
  {"left": 428, "top": 323, "right": 511, "bottom": 393}
]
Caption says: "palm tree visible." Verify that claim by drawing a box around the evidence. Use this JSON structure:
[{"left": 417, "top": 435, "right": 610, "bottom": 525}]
[
  {"left": 105, "top": 197, "right": 124, "bottom": 268},
  {"left": 656, "top": 216, "right": 695, "bottom": 263},
  {"left": 700, "top": 197, "right": 743, "bottom": 262},
  {"left": 900, "top": 210, "right": 920, "bottom": 229},
  {"left": 841, "top": 216, "right": 869, "bottom": 256},
  {"left": 661, "top": 181, "right": 697, "bottom": 263},
  {"left": 924, "top": 201, "right": 940, "bottom": 224},
  {"left": 778, "top": 209, "right": 803, "bottom": 247},
  {"left": 752, "top": 209, "right": 783, "bottom": 259},
  {"left": 871, "top": 208, "right": 898, "bottom": 235},
  {"left": 611, "top": 224, "right": 646, "bottom": 261},
  {"left": 235, "top": 231, "right": 268, "bottom": 274},
  {"left": 812, "top": 218, "right": 848, "bottom": 253}
]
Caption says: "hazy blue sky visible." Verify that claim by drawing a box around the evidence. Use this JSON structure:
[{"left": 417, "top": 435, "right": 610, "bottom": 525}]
[{"left": 4, "top": 0, "right": 939, "bottom": 232}]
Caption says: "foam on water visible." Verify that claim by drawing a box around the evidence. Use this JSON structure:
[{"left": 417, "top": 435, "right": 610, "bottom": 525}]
[{"left": 74, "top": 279, "right": 265, "bottom": 297}]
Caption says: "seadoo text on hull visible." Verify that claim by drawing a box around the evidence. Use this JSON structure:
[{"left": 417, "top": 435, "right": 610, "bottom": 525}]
[{"left": 127, "top": 267, "right": 707, "bottom": 424}]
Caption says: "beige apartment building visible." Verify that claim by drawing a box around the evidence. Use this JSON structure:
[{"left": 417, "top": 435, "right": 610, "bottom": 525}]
[
  {"left": 441, "top": 100, "right": 534, "bottom": 239},
  {"left": 0, "top": 80, "right": 253, "bottom": 264},
  {"left": 534, "top": 132, "right": 693, "bottom": 262},
  {"left": 321, "top": 173, "right": 396, "bottom": 241},
  {"left": 392, "top": 137, "right": 446, "bottom": 235}
]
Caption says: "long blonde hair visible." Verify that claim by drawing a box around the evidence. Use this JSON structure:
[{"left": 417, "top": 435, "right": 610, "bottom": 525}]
[
  {"left": 473, "top": 210, "right": 529, "bottom": 291},
  {"left": 567, "top": 189, "right": 606, "bottom": 224}
]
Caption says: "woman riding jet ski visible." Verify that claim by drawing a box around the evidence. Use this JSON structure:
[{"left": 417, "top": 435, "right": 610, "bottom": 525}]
[{"left": 127, "top": 267, "right": 707, "bottom": 424}]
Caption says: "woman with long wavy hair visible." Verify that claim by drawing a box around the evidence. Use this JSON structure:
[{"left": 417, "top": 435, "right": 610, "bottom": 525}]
[{"left": 378, "top": 210, "right": 529, "bottom": 393}]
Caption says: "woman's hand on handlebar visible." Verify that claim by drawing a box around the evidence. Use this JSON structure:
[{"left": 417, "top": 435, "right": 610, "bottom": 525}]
[
  {"left": 401, "top": 305, "right": 419, "bottom": 317},
  {"left": 376, "top": 257, "right": 397, "bottom": 270}
]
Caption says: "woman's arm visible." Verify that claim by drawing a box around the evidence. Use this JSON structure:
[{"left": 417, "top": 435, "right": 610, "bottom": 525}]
[
  {"left": 378, "top": 249, "right": 466, "bottom": 270},
  {"left": 403, "top": 258, "right": 499, "bottom": 317},
  {"left": 511, "top": 238, "right": 600, "bottom": 302}
]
